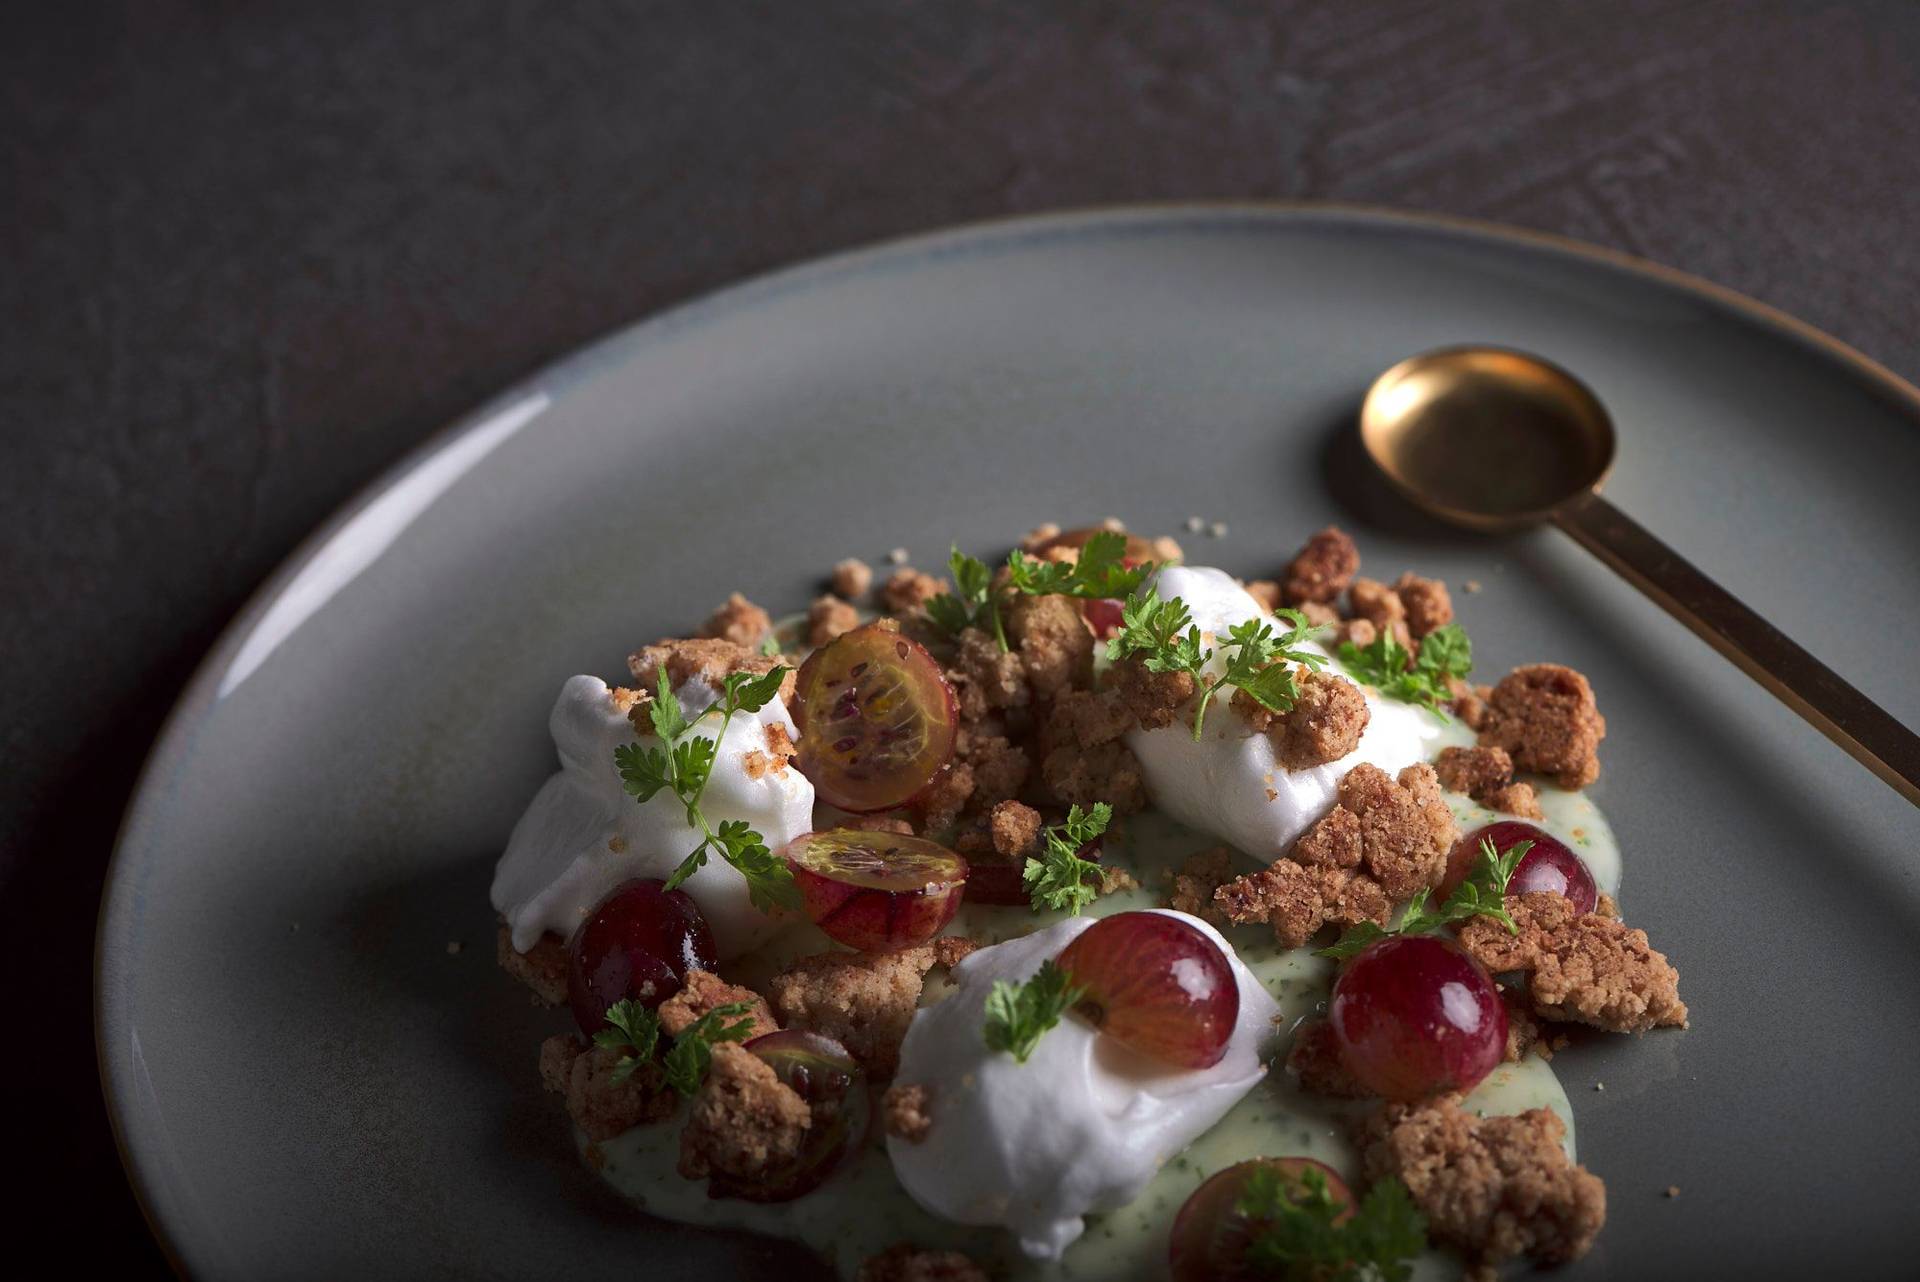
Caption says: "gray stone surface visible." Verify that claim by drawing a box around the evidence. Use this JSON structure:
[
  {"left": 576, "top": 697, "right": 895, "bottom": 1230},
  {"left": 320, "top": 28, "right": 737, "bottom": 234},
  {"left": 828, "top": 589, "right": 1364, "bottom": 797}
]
[{"left": 6, "top": 1, "right": 1918, "bottom": 1270}]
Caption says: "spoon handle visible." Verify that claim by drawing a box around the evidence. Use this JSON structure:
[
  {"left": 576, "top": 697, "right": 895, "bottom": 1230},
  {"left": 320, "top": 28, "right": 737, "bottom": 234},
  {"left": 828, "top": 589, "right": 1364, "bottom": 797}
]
[{"left": 1552, "top": 491, "right": 1920, "bottom": 807}]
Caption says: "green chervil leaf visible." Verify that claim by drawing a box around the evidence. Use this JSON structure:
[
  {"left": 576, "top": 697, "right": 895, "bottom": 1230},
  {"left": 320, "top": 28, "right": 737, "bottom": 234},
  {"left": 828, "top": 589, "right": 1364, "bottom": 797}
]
[
  {"left": 1022, "top": 802, "right": 1114, "bottom": 915},
  {"left": 1108, "top": 591, "right": 1327, "bottom": 739},
  {"left": 1005, "top": 529, "right": 1154, "bottom": 601},
  {"left": 924, "top": 546, "right": 1007, "bottom": 649},
  {"left": 1318, "top": 836, "right": 1531, "bottom": 960},
  {"left": 982, "top": 960, "right": 1085, "bottom": 1064},
  {"left": 660, "top": 1000, "right": 757, "bottom": 1097},
  {"left": 594, "top": 998, "right": 663, "bottom": 1085},
  {"left": 1236, "top": 1164, "right": 1426, "bottom": 1282},
  {"left": 1337, "top": 622, "right": 1472, "bottom": 721},
  {"left": 618, "top": 664, "right": 799, "bottom": 911}
]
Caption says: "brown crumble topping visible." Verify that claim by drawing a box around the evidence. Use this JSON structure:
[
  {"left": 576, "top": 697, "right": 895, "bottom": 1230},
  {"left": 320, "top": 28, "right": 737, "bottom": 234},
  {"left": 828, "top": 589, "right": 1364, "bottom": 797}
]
[
  {"left": 1216, "top": 858, "right": 1391, "bottom": 950},
  {"left": 1108, "top": 653, "right": 1194, "bottom": 731},
  {"left": 831, "top": 557, "right": 874, "bottom": 600},
  {"left": 1005, "top": 592, "right": 1094, "bottom": 699},
  {"left": 699, "top": 592, "right": 771, "bottom": 648},
  {"left": 949, "top": 626, "right": 1030, "bottom": 721},
  {"left": 880, "top": 567, "right": 950, "bottom": 615},
  {"left": 1394, "top": 571, "right": 1454, "bottom": 638},
  {"left": 882, "top": 1082, "right": 933, "bottom": 1143},
  {"left": 1347, "top": 577, "right": 1413, "bottom": 649},
  {"left": 767, "top": 939, "right": 977, "bottom": 1078},
  {"left": 1287, "top": 1018, "right": 1372, "bottom": 1098},
  {"left": 677, "top": 1041, "right": 811, "bottom": 1185},
  {"left": 957, "top": 729, "right": 1030, "bottom": 808},
  {"left": 807, "top": 593, "right": 861, "bottom": 645},
  {"left": 1040, "top": 737, "right": 1148, "bottom": 814},
  {"left": 1451, "top": 678, "right": 1492, "bottom": 731},
  {"left": 1048, "top": 687, "right": 1135, "bottom": 748},
  {"left": 917, "top": 762, "right": 975, "bottom": 832},
  {"left": 988, "top": 800, "right": 1045, "bottom": 859},
  {"left": 1097, "top": 865, "right": 1139, "bottom": 896},
  {"left": 1282, "top": 526, "right": 1360, "bottom": 604},
  {"left": 1163, "top": 847, "right": 1236, "bottom": 927},
  {"left": 1665, "top": 1185, "right": 1681, "bottom": 1199},
  {"left": 857, "top": 1244, "right": 990, "bottom": 1282},
  {"left": 629, "top": 636, "right": 793, "bottom": 704},
  {"left": 658, "top": 969, "right": 779, "bottom": 1042},
  {"left": 1020, "top": 522, "right": 1062, "bottom": 551},
  {"left": 1148, "top": 534, "right": 1185, "bottom": 563},
  {"left": 1459, "top": 892, "right": 1687, "bottom": 1033},
  {"left": 1359, "top": 1095, "right": 1606, "bottom": 1271},
  {"left": 539, "top": 1035, "right": 676, "bottom": 1141},
  {"left": 497, "top": 925, "right": 568, "bottom": 1006},
  {"left": 1477, "top": 664, "right": 1606, "bottom": 790},
  {"left": 1232, "top": 668, "right": 1370, "bottom": 769},
  {"left": 831, "top": 814, "right": 918, "bottom": 837},
  {"left": 1433, "top": 745, "right": 1543, "bottom": 819},
  {"left": 608, "top": 684, "right": 649, "bottom": 718},
  {"left": 1595, "top": 891, "right": 1619, "bottom": 920},
  {"left": 1244, "top": 579, "right": 1283, "bottom": 612}
]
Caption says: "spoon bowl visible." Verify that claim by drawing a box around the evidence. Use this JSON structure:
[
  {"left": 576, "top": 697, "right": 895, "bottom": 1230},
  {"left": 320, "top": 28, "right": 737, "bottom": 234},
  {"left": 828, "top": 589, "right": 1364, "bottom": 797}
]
[
  {"left": 1359, "top": 347, "right": 1615, "bottom": 530},
  {"left": 1356, "top": 344, "right": 1920, "bottom": 807}
]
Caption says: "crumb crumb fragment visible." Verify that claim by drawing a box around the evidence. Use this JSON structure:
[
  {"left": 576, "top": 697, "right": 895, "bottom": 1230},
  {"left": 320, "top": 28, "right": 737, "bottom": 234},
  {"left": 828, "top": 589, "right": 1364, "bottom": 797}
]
[
  {"left": 768, "top": 940, "right": 976, "bottom": 1077},
  {"left": 831, "top": 557, "right": 874, "bottom": 599},
  {"left": 1458, "top": 891, "right": 1687, "bottom": 1033},
  {"left": 856, "top": 1244, "right": 989, "bottom": 1282}
]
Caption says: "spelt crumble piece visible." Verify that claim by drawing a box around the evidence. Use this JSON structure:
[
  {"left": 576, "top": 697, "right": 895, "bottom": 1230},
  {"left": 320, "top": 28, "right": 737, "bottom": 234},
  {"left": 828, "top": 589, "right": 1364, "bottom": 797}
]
[
  {"left": 1287, "top": 1018, "right": 1372, "bottom": 1098},
  {"left": 677, "top": 1041, "right": 811, "bottom": 1184},
  {"left": 699, "top": 592, "right": 772, "bottom": 648},
  {"left": 857, "top": 1244, "right": 990, "bottom": 1282},
  {"left": 1458, "top": 892, "right": 1687, "bottom": 1033},
  {"left": 497, "top": 925, "right": 569, "bottom": 1006},
  {"left": 1482, "top": 782, "right": 1543, "bottom": 819},
  {"left": 959, "top": 729, "right": 1030, "bottom": 806},
  {"left": 1595, "top": 892, "right": 1620, "bottom": 920},
  {"left": 1215, "top": 859, "right": 1391, "bottom": 950},
  {"left": 1149, "top": 534, "right": 1185, "bottom": 563},
  {"left": 657, "top": 969, "right": 779, "bottom": 1041},
  {"left": 1163, "top": 847, "right": 1235, "bottom": 927},
  {"left": 1098, "top": 865, "right": 1139, "bottom": 895},
  {"left": 1020, "top": 521, "right": 1063, "bottom": 551},
  {"left": 949, "top": 627, "right": 1030, "bottom": 721},
  {"left": 1394, "top": 571, "right": 1454, "bottom": 638},
  {"left": 1348, "top": 577, "right": 1413, "bottom": 648},
  {"left": 768, "top": 940, "right": 976, "bottom": 1078},
  {"left": 1108, "top": 653, "right": 1195, "bottom": 731},
  {"left": 989, "top": 800, "right": 1045, "bottom": 859},
  {"left": 882, "top": 1082, "right": 933, "bottom": 1143},
  {"left": 831, "top": 814, "right": 918, "bottom": 837},
  {"left": 880, "top": 567, "right": 950, "bottom": 615},
  {"left": 1478, "top": 664, "right": 1606, "bottom": 790},
  {"left": 1358, "top": 1095, "right": 1606, "bottom": 1270},
  {"left": 1282, "top": 526, "right": 1360, "bottom": 604},
  {"left": 807, "top": 593, "right": 861, "bottom": 645},
  {"left": 1306, "top": 762, "right": 1459, "bottom": 900},
  {"left": 1047, "top": 687, "right": 1136, "bottom": 748},
  {"left": 629, "top": 637, "right": 793, "bottom": 704},
  {"left": 539, "top": 1035, "right": 676, "bottom": 1141},
  {"left": 918, "top": 762, "right": 975, "bottom": 831},
  {"left": 1451, "top": 678, "right": 1492, "bottom": 731},
  {"left": 1232, "top": 669, "right": 1371, "bottom": 768},
  {"left": 1434, "top": 745, "right": 1548, "bottom": 820},
  {"left": 831, "top": 557, "right": 874, "bottom": 600},
  {"left": 1006, "top": 592, "right": 1094, "bottom": 698},
  {"left": 1503, "top": 986, "right": 1543, "bottom": 1061},
  {"left": 1040, "top": 738, "right": 1148, "bottom": 814}
]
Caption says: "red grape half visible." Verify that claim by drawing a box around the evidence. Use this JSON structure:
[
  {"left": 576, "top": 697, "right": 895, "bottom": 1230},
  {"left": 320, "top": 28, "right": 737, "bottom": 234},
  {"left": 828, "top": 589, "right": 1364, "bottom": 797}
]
[
  {"left": 1329, "top": 933, "right": 1506, "bottom": 1100},
  {"left": 566, "top": 878, "right": 718, "bottom": 1036},
  {"left": 1057, "top": 911, "right": 1239, "bottom": 1069}
]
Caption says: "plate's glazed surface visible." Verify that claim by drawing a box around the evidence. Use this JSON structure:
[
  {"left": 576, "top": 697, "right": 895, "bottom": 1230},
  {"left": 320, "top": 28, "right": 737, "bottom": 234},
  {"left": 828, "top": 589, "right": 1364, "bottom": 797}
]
[{"left": 98, "top": 207, "right": 1920, "bottom": 1280}]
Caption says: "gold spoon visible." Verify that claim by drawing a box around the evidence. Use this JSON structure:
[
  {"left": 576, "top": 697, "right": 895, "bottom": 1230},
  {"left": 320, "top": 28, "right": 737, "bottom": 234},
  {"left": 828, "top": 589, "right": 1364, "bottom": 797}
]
[{"left": 1360, "top": 345, "right": 1920, "bottom": 807}]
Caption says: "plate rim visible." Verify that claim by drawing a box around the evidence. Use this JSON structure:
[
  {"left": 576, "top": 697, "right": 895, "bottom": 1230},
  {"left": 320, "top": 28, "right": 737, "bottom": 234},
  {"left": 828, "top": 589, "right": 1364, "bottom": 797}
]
[{"left": 93, "top": 199, "right": 1920, "bottom": 1276}]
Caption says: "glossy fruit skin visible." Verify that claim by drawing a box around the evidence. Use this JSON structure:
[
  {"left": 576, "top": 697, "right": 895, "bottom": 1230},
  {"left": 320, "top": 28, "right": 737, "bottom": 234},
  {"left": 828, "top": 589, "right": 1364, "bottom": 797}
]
[
  {"left": 711, "top": 1030, "right": 869, "bottom": 1202},
  {"left": 964, "top": 836, "right": 1101, "bottom": 906},
  {"left": 1440, "top": 820, "right": 1598, "bottom": 916},
  {"left": 1056, "top": 911, "right": 1239, "bottom": 1069},
  {"left": 1329, "top": 933, "right": 1506, "bottom": 1100},
  {"left": 566, "top": 878, "right": 718, "bottom": 1036},
  {"left": 792, "top": 622, "right": 959, "bottom": 813},
  {"left": 1168, "top": 1157, "right": 1354, "bottom": 1282},
  {"left": 785, "top": 830, "right": 968, "bottom": 952},
  {"left": 1081, "top": 597, "right": 1126, "bottom": 639}
]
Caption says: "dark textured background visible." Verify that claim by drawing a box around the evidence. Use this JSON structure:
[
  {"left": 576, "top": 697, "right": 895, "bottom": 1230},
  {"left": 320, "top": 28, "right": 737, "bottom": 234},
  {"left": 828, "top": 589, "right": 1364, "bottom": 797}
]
[{"left": 7, "top": 1, "right": 1918, "bottom": 1270}]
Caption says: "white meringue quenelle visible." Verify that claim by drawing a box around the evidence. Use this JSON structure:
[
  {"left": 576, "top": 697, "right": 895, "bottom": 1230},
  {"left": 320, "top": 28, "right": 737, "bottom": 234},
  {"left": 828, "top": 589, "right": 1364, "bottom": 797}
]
[
  {"left": 490, "top": 673, "right": 813, "bottom": 960},
  {"left": 886, "top": 911, "right": 1283, "bottom": 1260},
  {"left": 1125, "top": 565, "right": 1445, "bottom": 860}
]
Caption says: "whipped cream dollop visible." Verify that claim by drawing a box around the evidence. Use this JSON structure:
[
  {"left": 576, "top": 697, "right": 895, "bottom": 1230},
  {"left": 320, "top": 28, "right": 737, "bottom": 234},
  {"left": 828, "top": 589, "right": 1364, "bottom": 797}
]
[
  {"left": 1126, "top": 565, "right": 1443, "bottom": 861},
  {"left": 491, "top": 674, "right": 813, "bottom": 959},
  {"left": 887, "top": 911, "right": 1283, "bottom": 1259}
]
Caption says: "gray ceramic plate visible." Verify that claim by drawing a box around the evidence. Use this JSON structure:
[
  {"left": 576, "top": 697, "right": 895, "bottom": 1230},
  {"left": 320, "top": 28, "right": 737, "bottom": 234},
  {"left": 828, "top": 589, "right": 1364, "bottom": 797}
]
[{"left": 99, "top": 207, "right": 1920, "bottom": 1280}]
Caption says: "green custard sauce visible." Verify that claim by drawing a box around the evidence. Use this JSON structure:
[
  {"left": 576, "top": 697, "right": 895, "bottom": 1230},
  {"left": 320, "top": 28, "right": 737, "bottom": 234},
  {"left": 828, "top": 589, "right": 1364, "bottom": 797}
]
[{"left": 583, "top": 785, "right": 1620, "bottom": 1280}]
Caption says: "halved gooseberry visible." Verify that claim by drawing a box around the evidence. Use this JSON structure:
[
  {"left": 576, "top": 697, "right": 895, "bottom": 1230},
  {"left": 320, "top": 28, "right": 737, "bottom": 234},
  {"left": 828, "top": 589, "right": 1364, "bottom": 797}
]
[
  {"left": 1169, "top": 1157, "right": 1354, "bottom": 1282},
  {"left": 709, "top": 1030, "right": 868, "bottom": 1202},
  {"left": 1057, "top": 911, "right": 1239, "bottom": 1069},
  {"left": 785, "top": 830, "right": 968, "bottom": 952},
  {"left": 792, "top": 621, "right": 958, "bottom": 813}
]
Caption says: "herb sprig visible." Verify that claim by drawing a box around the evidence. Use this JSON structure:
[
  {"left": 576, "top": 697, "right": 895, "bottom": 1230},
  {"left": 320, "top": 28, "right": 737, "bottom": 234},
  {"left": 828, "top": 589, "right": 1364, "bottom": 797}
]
[
  {"left": 925, "top": 547, "right": 1008, "bottom": 650},
  {"left": 982, "top": 959, "right": 1085, "bottom": 1064},
  {"left": 1317, "top": 835, "right": 1532, "bottom": 961},
  {"left": 1106, "top": 590, "right": 1326, "bottom": 739},
  {"left": 1336, "top": 622, "right": 1472, "bottom": 721},
  {"left": 1005, "top": 529, "right": 1153, "bottom": 601},
  {"left": 1022, "top": 802, "right": 1114, "bottom": 916},
  {"left": 592, "top": 996, "right": 756, "bottom": 1095},
  {"left": 613, "top": 667, "right": 801, "bottom": 912},
  {"left": 1235, "top": 1164, "right": 1426, "bottom": 1282}
]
